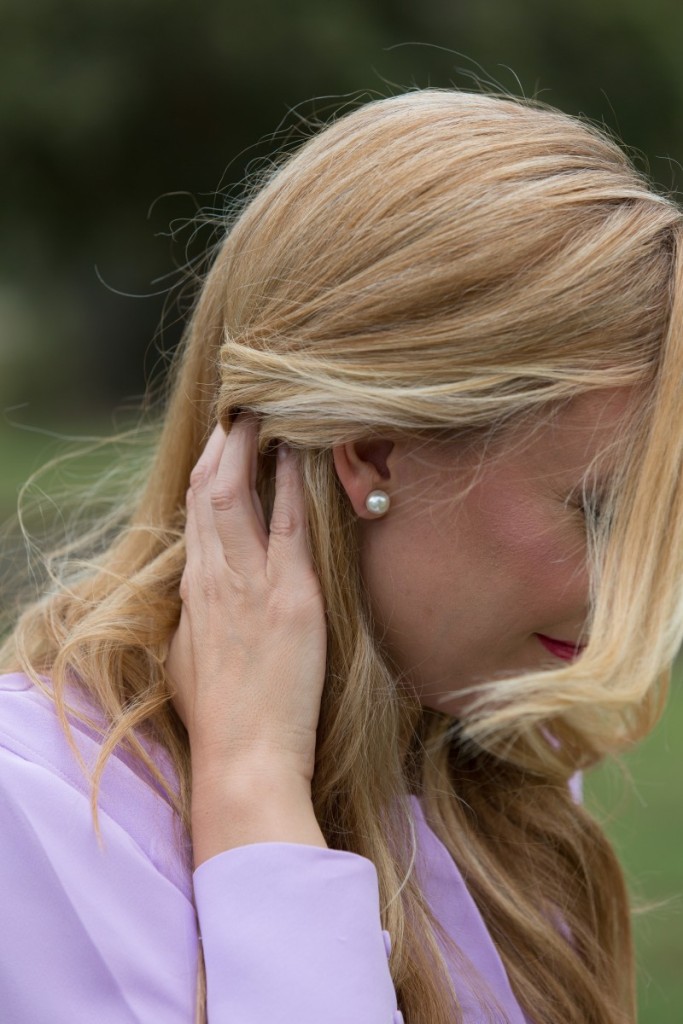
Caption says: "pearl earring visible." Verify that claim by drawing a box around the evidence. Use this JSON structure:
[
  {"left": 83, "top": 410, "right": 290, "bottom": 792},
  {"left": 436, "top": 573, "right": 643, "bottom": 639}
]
[{"left": 365, "top": 490, "right": 391, "bottom": 517}]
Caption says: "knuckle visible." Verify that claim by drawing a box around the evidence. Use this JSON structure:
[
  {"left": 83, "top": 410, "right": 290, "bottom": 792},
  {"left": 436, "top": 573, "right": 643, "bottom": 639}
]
[
  {"left": 210, "top": 483, "right": 240, "bottom": 514},
  {"left": 190, "top": 464, "right": 210, "bottom": 491},
  {"left": 181, "top": 561, "right": 223, "bottom": 605},
  {"left": 269, "top": 505, "right": 299, "bottom": 538}
]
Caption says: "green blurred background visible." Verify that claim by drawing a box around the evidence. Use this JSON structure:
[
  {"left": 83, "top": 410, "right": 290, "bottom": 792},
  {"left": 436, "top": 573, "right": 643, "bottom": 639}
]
[{"left": 1, "top": 1, "right": 681, "bottom": 1018}]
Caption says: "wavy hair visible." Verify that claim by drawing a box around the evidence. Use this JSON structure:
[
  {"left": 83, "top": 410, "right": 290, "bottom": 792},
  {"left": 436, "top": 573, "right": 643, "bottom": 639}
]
[{"left": 3, "top": 88, "right": 683, "bottom": 1023}]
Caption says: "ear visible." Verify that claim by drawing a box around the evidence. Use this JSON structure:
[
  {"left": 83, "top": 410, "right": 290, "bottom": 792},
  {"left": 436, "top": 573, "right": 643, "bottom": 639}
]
[{"left": 332, "top": 438, "right": 395, "bottom": 519}]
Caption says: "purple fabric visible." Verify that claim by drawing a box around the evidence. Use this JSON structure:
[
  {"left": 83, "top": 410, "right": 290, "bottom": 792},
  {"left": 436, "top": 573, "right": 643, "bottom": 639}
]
[{"left": 0, "top": 671, "right": 537, "bottom": 1021}]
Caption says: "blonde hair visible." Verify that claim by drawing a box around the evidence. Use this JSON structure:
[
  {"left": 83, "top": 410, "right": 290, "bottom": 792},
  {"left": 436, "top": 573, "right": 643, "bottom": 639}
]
[{"left": 3, "top": 87, "right": 683, "bottom": 1024}]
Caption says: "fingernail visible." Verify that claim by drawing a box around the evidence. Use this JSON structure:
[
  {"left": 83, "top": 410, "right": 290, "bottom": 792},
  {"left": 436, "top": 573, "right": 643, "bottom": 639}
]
[{"left": 278, "top": 443, "right": 290, "bottom": 461}]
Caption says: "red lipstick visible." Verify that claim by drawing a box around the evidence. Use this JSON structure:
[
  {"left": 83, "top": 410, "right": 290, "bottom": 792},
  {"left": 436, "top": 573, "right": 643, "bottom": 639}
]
[{"left": 535, "top": 634, "right": 586, "bottom": 662}]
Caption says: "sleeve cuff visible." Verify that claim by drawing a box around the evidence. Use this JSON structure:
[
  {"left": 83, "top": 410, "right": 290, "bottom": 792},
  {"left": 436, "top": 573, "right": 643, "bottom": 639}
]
[{"left": 193, "top": 842, "right": 398, "bottom": 1023}]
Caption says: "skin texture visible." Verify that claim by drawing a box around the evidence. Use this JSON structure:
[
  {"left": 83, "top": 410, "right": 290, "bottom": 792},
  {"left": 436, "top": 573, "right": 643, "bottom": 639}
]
[
  {"left": 167, "top": 388, "right": 638, "bottom": 859},
  {"left": 166, "top": 419, "right": 329, "bottom": 864},
  {"left": 333, "top": 387, "right": 638, "bottom": 716}
]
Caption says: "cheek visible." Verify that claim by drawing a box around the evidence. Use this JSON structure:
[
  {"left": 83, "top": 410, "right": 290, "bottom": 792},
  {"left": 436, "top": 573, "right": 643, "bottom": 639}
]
[{"left": 483, "top": 496, "right": 588, "bottom": 610}]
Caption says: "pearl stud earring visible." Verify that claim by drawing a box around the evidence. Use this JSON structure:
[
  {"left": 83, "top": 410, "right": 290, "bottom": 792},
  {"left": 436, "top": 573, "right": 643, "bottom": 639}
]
[{"left": 365, "top": 490, "right": 391, "bottom": 517}]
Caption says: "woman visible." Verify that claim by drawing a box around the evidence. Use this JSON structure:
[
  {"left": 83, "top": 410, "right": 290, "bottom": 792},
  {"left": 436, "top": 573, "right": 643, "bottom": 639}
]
[{"left": 1, "top": 88, "right": 682, "bottom": 1024}]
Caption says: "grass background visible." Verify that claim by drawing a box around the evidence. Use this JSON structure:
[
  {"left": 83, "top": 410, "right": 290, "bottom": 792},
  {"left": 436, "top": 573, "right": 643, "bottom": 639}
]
[
  {"left": 587, "top": 675, "right": 683, "bottom": 1022},
  {"left": 1, "top": 419, "right": 681, "bottom": 1022}
]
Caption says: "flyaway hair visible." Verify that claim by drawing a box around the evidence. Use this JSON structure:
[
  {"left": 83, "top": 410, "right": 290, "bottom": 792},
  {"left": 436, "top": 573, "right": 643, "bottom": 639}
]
[{"left": 3, "top": 88, "right": 683, "bottom": 1023}]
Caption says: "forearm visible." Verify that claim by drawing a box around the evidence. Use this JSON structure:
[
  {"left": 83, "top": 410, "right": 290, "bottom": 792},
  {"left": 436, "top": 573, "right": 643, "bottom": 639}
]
[{"left": 191, "top": 761, "right": 327, "bottom": 869}]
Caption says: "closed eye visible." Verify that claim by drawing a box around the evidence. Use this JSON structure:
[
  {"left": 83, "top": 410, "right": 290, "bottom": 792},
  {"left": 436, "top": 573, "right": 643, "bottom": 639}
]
[
  {"left": 573, "top": 492, "right": 612, "bottom": 531},
  {"left": 564, "top": 484, "right": 607, "bottom": 524},
  {"left": 579, "top": 497, "right": 602, "bottom": 521}
]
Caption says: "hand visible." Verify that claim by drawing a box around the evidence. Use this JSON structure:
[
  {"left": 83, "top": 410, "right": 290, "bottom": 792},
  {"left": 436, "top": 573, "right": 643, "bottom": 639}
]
[{"left": 165, "top": 414, "right": 328, "bottom": 791}]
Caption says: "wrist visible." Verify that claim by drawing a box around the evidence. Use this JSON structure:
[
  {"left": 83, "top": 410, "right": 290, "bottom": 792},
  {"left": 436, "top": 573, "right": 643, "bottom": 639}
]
[
  {"left": 190, "top": 766, "right": 327, "bottom": 868},
  {"left": 188, "top": 731, "right": 316, "bottom": 791}
]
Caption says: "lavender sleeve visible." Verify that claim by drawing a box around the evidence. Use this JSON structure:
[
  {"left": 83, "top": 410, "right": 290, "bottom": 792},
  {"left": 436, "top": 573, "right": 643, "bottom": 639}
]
[
  {"left": 194, "top": 844, "right": 398, "bottom": 1022},
  {"left": 0, "top": 674, "right": 400, "bottom": 1023}
]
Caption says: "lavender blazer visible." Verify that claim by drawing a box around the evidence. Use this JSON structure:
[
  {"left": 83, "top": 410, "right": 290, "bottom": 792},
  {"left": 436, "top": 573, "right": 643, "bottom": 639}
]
[{"left": 0, "top": 671, "right": 543, "bottom": 1022}]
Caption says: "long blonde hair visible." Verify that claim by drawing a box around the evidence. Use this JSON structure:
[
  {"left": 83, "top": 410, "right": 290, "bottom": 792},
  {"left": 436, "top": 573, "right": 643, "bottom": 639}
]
[{"left": 3, "top": 88, "right": 683, "bottom": 1024}]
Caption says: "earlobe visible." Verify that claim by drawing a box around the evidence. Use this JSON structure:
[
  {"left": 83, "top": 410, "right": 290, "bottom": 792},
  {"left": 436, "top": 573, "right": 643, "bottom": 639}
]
[{"left": 332, "top": 439, "right": 395, "bottom": 519}]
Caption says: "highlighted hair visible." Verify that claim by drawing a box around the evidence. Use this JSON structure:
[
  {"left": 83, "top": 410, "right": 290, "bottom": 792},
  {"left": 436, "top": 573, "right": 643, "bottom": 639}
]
[{"left": 4, "top": 89, "right": 683, "bottom": 1023}]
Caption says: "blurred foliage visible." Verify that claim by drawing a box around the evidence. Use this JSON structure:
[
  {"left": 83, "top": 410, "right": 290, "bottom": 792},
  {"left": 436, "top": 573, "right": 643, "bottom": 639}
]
[
  {"left": 3, "top": 0, "right": 683, "bottom": 422},
  {"left": 1, "top": 6, "right": 682, "bottom": 1018}
]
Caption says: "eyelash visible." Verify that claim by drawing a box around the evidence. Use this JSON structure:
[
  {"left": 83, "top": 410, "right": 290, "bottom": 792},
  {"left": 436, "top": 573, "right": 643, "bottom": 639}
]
[
  {"left": 574, "top": 495, "right": 611, "bottom": 530},
  {"left": 578, "top": 498, "right": 602, "bottom": 520}
]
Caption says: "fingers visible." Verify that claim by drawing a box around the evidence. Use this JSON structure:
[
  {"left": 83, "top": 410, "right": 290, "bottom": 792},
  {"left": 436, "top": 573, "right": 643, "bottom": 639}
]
[
  {"left": 188, "top": 414, "right": 268, "bottom": 578},
  {"left": 185, "top": 423, "right": 226, "bottom": 569},
  {"left": 267, "top": 443, "right": 314, "bottom": 579},
  {"left": 186, "top": 413, "right": 313, "bottom": 584},
  {"left": 211, "top": 415, "right": 269, "bottom": 571},
  {"left": 189, "top": 420, "right": 227, "bottom": 485}
]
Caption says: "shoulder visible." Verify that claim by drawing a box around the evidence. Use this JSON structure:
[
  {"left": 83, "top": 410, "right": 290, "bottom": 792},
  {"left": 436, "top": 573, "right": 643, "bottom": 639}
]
[
  {"left": 0, "top": 670, "right": 192, "bottom": 897},
  {"left": 0, "top": 672, "right": 198, "bottom": 1022}
]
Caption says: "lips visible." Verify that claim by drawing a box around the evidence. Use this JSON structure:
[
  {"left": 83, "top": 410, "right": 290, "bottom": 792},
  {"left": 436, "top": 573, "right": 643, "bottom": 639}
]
[{"left": 535, "top": 633, "right": 586, "bottom": 662}]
